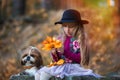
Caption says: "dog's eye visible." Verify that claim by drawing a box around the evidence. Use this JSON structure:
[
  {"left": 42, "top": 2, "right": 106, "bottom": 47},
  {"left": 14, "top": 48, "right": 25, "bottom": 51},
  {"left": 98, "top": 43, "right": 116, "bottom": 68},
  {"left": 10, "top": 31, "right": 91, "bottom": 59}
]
[
  {"left": 22, "top": 54, "right": 27, "bottom": 58},
  {"left": 30, "top": 54, "right": 35, "bottom": 57}
]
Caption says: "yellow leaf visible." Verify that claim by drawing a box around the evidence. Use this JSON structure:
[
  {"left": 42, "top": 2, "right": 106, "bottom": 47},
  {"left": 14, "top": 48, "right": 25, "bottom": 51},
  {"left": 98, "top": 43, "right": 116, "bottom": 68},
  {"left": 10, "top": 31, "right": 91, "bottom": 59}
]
[
  {"left": 56, "top": 59, "right": 64, "bottom": 65},
  {"left": 47, "top": 62, "right": 57, "bottom": 67}
]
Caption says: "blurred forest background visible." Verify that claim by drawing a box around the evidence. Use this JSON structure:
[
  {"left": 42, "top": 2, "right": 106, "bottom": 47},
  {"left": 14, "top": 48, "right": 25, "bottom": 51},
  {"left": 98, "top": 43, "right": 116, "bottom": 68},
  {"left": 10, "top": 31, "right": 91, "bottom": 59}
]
[{"left": 0, "top": 0, "right": 120, "bottom": 80}]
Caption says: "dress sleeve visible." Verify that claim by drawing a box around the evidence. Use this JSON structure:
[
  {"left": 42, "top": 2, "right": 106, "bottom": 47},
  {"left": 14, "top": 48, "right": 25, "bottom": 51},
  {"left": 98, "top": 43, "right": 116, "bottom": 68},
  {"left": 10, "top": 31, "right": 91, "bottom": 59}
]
[
  {"left": 50, "top": 51, "right": 62, "bottom": 62},
  {"left": 63, "top": 49, "right": 81, "bottom": 63}
]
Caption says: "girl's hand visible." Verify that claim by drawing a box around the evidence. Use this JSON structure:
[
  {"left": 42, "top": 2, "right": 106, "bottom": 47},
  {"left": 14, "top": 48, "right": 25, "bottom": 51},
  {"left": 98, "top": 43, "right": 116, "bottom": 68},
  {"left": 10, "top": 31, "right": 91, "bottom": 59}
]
[
  {"left": 51, "top": 48, "right": 57, "bottom": 54},
  {"left": 56, "top": 48, "right": 64, "bottom": 54}
]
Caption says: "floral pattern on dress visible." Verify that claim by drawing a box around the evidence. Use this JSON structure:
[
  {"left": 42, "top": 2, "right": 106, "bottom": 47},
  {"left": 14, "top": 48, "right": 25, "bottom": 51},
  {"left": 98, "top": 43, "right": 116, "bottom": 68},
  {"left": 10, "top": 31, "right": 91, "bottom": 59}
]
[{"left": 70, "top": 38, "right": 80, "bottom": 53}]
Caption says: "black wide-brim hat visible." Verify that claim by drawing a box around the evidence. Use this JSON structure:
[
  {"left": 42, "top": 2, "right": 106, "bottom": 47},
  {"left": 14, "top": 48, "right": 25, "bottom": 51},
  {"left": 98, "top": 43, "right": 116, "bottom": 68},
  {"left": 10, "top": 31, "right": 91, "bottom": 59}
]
[{"left": 55, "top": 9, "right": 89, "bottom": 25}]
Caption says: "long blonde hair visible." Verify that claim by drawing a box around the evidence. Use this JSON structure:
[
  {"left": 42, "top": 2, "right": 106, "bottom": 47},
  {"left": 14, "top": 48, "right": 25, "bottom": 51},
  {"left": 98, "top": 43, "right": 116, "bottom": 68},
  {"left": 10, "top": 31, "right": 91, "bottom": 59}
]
[
  {"left": 58, "top": 23, "right": 89, "bottom": 66},
  {"left": 77, "top": 24, "right": 89, "bottom": 66}
]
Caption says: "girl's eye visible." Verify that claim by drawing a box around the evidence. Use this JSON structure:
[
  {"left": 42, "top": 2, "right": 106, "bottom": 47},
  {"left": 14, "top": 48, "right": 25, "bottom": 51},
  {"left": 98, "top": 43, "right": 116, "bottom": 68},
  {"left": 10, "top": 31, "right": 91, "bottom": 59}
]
[
  {"left": 62, "top": 25, "right": 74, "bottom": 28},
  {"left": 68, "top": 26, "right": 74, "bottom": 28}
]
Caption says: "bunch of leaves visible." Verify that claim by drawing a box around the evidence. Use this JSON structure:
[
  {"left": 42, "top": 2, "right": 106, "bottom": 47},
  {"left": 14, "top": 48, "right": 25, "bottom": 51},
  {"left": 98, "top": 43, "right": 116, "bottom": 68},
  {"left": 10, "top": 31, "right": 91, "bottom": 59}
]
[
  {"left": 47, "top": 59, "right": 65, "bottom": 67},
  {"left": 42, "top": 36, "right": 62, "bottom": 51}
]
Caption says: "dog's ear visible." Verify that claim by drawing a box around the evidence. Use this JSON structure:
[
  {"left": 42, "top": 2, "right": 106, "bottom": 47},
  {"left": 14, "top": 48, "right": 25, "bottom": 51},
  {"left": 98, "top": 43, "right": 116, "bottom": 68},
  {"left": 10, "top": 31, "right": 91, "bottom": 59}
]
[
  {"left": 21, "top": 60, "right": 25, "bottom": 65},
  {"left": 34, "top": 50, "right": 43, "bottom": 69},
  {"left": 36, "top": 56, "right": 43, "bottom": 68}
]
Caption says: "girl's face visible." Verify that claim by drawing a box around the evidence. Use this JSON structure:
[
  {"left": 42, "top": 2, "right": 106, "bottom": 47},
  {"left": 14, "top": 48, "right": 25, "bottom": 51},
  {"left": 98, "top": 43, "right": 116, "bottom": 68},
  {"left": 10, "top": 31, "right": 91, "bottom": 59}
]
[{"left": 62, "top": 22, "right": 77, "bottom": 36}]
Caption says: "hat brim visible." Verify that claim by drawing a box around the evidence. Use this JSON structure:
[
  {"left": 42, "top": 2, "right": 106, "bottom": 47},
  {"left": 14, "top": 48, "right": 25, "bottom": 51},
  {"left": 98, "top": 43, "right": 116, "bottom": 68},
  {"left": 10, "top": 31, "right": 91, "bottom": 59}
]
[{"left": 55, "top": 20, "right": 89, "bottom": 25}]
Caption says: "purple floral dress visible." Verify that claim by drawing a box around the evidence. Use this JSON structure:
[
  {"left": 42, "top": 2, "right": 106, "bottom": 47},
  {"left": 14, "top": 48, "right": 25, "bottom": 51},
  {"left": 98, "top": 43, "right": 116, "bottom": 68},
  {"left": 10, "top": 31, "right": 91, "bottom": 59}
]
[
  {"left": 52, "top": 36, "right": 81, "bottom": 63},
  {"left": 37, "top": 36, "right": 101, "bottom": 79}
]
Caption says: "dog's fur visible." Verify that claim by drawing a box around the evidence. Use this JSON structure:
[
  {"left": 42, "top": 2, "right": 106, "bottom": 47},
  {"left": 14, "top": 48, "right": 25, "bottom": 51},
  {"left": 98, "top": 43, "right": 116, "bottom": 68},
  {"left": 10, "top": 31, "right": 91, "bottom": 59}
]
[{"left": 19, "top": 46, "right": 43, "bottom": 76}]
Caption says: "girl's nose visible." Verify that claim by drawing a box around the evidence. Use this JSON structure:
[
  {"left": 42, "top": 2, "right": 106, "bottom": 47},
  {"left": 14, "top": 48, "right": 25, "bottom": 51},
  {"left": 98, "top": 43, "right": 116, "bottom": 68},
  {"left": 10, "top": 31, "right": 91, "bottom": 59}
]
[
  {"left": 65, "top": 26, "right": 69, "bottom": 31},
  {"left": 67, "top": 27, "right": 70, "bottom": 31}
]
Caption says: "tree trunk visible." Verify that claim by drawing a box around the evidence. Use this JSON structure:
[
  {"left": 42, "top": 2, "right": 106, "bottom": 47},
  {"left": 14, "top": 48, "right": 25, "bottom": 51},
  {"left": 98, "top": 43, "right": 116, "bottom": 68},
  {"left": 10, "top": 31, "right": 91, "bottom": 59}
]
[
  {"left": 0, "top": 0, "right": 7, "bottom": 21},
  {"left": 0, "top": 0, "right": 2, "bottom": 22},
  {"left": 12, "top": 0, "right": 26, "bottom": 17},
  {"left": 41, "top": 0, "right": 60, "bottom": 10}
]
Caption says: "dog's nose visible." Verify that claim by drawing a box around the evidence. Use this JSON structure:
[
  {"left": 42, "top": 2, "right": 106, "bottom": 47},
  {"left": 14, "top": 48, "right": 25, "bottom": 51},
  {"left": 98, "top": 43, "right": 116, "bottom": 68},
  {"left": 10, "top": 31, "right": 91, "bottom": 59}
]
[{"left": 27, "top": 56, "right": 30, "bottom": 61}]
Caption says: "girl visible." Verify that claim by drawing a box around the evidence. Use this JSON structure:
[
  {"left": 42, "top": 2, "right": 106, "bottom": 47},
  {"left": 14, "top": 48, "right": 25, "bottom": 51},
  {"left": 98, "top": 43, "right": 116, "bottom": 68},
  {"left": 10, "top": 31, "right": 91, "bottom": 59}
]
[{"left": 35, "top": 9, "right": 101, "bottom": 80}]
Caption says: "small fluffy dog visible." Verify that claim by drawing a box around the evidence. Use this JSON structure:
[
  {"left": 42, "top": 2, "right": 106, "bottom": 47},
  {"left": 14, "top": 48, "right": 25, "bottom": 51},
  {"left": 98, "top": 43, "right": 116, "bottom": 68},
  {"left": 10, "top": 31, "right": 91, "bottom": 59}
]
[{"left": 20, "top": 46, "right": 43, "bottom": 76}]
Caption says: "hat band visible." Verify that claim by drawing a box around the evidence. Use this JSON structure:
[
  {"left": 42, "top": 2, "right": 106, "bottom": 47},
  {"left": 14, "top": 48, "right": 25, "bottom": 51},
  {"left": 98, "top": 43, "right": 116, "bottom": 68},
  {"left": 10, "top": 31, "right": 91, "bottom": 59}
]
[{"left": 62, "top": 18, "right": 79, "bottom": 21}]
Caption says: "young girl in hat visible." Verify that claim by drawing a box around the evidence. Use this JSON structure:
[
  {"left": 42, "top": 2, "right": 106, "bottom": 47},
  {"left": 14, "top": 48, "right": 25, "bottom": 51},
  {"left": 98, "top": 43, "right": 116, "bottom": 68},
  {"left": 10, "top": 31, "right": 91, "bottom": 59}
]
[{"left": 35, "top": 9, "right": 101, "bottom": 80}]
